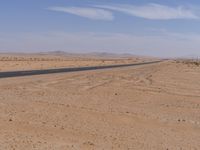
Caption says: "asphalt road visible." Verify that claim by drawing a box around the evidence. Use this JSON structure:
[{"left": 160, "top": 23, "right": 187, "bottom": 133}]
[{"left": 0, "top": 60, "right": 162, "bottom": 79}]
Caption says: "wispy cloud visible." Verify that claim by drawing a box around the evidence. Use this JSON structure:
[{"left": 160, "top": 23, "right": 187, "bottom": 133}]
[
  {"left": 95, "top": 3, "right": 199, "bottom": 20},
  {"left": 48, "top": 6, "right": 114, "bottom": 21}
]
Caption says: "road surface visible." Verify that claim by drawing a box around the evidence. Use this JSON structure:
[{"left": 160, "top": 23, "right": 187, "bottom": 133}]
[{"left": 0, "top": 60, "right": 162, "bottom": 79}]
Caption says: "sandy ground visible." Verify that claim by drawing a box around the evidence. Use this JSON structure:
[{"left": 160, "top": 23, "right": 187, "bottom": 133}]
[
  {"left": 0, "top": 59, "right": 200, "bottom": 149},
  {"left": 0, "top": 55, "right": 149, "bottom": 72}
]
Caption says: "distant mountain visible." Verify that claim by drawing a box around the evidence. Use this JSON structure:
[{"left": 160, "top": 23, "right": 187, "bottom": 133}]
[
  {"left": 38, "top": 51, "right": 135, "bottom": 58},
  {"left": 0, "top": 51, "right": 144, "bottom": 59}
]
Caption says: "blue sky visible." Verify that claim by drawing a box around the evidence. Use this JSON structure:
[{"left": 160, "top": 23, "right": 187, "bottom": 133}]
[{"left": 1, "top": 0, "right": 200, "bottom": 57}]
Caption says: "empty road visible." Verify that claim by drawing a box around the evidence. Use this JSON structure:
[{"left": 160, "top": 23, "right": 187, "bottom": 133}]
[{"left": 0, "top": 60, "right": 162, "bottom": 79}]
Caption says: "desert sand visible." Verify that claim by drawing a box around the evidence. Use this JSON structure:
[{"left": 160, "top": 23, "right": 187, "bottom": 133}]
[
  {"left": 0, "top": 54, "right": 150, "bottom": 72},
  {"left": 0, "top": 56, "right": 200, "bottom": 150}
]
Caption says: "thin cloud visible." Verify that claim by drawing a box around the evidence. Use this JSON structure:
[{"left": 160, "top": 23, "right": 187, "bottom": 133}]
[
  {"left": 48, "top": 6, "right": 114, "bottom": 21},
  {"left": 95, "top": 3, "right": 199, "bottom": 20}
]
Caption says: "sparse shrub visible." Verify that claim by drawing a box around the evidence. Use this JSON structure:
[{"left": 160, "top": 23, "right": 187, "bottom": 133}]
[{"left": 178, "top": 59, "right": 200, "bottom": 67}]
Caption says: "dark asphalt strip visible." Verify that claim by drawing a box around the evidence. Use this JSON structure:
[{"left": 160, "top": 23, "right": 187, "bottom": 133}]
[{"left": 0, "top": 61, "right": 162, "bottom": 79}]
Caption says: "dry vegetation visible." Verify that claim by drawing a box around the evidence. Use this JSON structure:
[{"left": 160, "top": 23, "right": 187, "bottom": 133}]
[
  {"left": 176, "top": 59, "right": 200, "bottom": 66},
  {"left": 0, "top": 54, "right": 149, "bottom": 72}
]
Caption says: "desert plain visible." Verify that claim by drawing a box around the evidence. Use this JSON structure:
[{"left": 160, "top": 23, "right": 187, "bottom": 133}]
[{"left": 0, "top": 54, "right": 200, "bottom": 150}]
